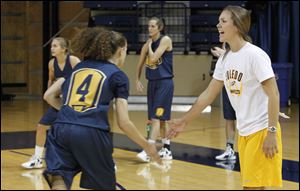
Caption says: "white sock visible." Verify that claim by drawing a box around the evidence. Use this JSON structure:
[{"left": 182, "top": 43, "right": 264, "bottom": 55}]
[
  {"left": 162, "top": 138, "right": 170, "bottom": 145},
  {"left": 148, "top": 139, "right": 156, "bottom": 144},
  {"left": 35, "top": 145, "right": 44, "bottom": 158}
]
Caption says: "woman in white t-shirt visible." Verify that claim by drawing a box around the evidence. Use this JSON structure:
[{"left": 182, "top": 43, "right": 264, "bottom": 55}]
[{"left": 167, "top": 5, "right": 282, "bottom": 190}]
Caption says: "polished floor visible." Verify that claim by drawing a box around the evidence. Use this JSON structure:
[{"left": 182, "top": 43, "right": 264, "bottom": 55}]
[{"left": 1, "top": 98, "right": 299, "bottom": 190}]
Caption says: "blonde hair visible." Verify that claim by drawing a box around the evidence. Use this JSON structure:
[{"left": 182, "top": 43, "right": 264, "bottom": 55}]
[{"left": 52, "top": 37, "right": 72, "bottom": 54}]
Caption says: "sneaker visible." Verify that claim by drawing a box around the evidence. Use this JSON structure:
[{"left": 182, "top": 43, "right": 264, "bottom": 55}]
[
  {"left": 215, "top": 146, "right": 236, "bottom": 160},
  {"left": 158, "top": 148, "right": 173, "bottom": 160},
  {"left": 137, "top": 150, "right": 150, "bottom": 163},
  {"left": 21, "top": 155, "right": 43, "bottom": 169}
]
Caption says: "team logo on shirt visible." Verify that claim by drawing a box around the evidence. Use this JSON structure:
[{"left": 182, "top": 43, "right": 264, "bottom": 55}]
[
  {"left": 225, "top": 69, "right": 243, "bottom": 96},
  {"left": 145, "top": 56, "right": 162, "bottom": 69}
]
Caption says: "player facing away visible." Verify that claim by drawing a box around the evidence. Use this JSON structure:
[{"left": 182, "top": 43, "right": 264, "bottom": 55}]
[
  {"left": 167, "top": 6, "right": 282, "bottom": 190},
  {"left": 21, "top": 37, "right": 80, "bottom": 169},
  {"left": 43, "top": 27, "right": 162, "bottom": 190},
  {"left": 136, "top": 17, "right": 174, "bottom": 162}
]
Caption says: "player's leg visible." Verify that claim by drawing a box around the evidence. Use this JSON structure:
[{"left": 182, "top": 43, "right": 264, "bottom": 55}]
[
  {"left": 43, "top": 123, "right": 79, "bottom": 190},
  {"left": 137, "top": 81, "right": 156, "bottom": 162},
  {"left": 159, "top": 120, "right": 172, "bottom": 160},
  {"left": 155, "top": 79, "right": 173, "bottom": 160},
  {"left": 22, "top": 107, "right": 57, "bottom": 169},
  {"left": 216, "top": 87, "right": 236, "bottom": 160}
]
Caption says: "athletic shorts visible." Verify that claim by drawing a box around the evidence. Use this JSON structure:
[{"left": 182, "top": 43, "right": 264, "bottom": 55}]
[
  {"left": 39, "top": 107, "right": 58, "bottom": 125},
  {"left": 147, "top": 78, "right": 174, "bottom": 121},
  {"left": 238, "top": 123, "right": 282, "bottom": 187},
  {"left": 43, "top": 123, "right": 116, "bottom": 190}
]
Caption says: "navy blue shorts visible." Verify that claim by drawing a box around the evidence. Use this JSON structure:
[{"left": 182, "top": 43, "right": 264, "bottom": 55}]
[
  {"left": 222, "top": 87, "right": 236, "bottom": 120},
  {"left": 147, "top": 78, "right": 174, "bottom": 120},
  {"left": 43, "top": 123, "right": 115, "bottom": 190},
  {"left": 39, "top": 107, "right": 58, "bottom": 125}
]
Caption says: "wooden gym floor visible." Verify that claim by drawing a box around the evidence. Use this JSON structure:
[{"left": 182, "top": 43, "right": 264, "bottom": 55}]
[{"left": 1, "top": 99, "right": 299, "bottom": 190}]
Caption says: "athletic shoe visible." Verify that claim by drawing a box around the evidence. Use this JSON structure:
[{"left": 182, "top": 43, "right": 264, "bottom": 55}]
[
  {"left": 215, "top": 146, "right": 236, "bottom": 160},
  {"left": 158, "top": 147, "right": 173, "bottom": 160},
  {"left": 137, "top": 150, "right": 150, "bottom": 162},
  {"left": 21, "top": 155, "right": 43, "bottom": 169}
]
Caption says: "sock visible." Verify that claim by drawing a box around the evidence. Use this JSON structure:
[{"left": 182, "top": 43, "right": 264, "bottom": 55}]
[
  {"left": 162, "top": 138, "right": 171, "bottom": 150},
  {"left": 35, "top": 145, "right": 44, "bottom": 158},
  {"left": 226, "top": 143, "right": 234, "bottom": 150},
  {"left": 148, "top": 139, "right": 156, "bottom": 144}
]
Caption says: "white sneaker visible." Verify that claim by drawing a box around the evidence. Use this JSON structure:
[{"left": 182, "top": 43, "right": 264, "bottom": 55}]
[
  {"left": 137, "top": 150, "right": 150, "bottom": 163},
  {"left": 21, "top": 155, "right": 43, "bottom": 169},
  {"left": 215, "top": 146, "right": 236, "bottom": 160},
  {"left": 158, "top": 148, "right": 173, "bottom": 160}
]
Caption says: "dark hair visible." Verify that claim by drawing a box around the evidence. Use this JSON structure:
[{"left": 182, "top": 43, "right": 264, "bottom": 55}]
[
  {"left": 149, "top": 17, "right": 166, "bottom": 34},
  {"left": 71, "top": 27, "right": 127, "bottom": 60}
]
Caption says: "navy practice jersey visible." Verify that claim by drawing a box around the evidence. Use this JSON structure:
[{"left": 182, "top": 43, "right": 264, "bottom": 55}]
[
  {"left": 55, "top": 60, "right": 129, "bottom": 131},
  {"left": 53, "top": 54, "right": 73, "bottom": 78},
  {"left": 145, "top": 36, "right": 173, "bottom": 80}
]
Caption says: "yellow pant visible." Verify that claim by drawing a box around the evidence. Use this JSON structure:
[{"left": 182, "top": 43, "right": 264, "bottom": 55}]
[{"left": 238, "top": 124, "right": 282, "bottom": 188}]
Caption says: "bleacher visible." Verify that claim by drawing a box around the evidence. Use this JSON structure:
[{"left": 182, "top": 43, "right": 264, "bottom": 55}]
[{"left": 84, "top": 1, "right": 247, "bottom": 54}]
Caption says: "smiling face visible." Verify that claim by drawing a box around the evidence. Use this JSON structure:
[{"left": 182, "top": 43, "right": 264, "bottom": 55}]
[{"left": 216, "top": 10, "right": 239, "bottom": 43}]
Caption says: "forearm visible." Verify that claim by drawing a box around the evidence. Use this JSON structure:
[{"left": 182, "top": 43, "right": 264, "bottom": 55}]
[
  {"left": 47, "top": 80, "right": 53, "bottom": 88},
  {"left": 46, "top": 96, "right": 62, "bottom": 110},
  {"left": 136, "top": 59, "right": 145, "bottom": 81},
  {"left": 268, "top": 93, "right": 280, "bottom": 127},
  {"left": 44, "top": 78, "right": 65, "bottom": 110},
  {"left": 119, "top": 121, "right": 148, "bottom": 148},
  {"left": 182, "top": 90, "right": 215, "bottom": 123},
  {"left": 116, "top": 98, "right": 148, "bottom": 148}
]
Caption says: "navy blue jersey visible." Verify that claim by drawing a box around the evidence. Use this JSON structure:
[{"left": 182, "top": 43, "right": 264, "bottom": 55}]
[
  {"left": 146, "top": 36, "right": 173, "bottom": 80},
  {"left": 53, "top": 54, "right": 73, "bottom": 78},
  {"left": 55, "top": 60, "right": 129, "bottom": 131}
]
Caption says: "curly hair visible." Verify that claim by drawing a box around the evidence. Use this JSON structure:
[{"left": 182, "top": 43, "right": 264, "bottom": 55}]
[{"left": 71, "top": 27, "right": 127, "bottom": 60}]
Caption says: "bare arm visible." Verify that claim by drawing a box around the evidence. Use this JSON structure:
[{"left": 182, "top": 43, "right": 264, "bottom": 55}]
[
  {"left": 48, "top": 59, "right": 55, "bottom": 88},
  {"left": 148, "top": 36, "right": 172, "bottom": 63},
  {"left": 43, "top": 78, "right": 65, "bottom": 110},
  {"left": 261, "top": 77, "right": 280, "bottom": 158},
  {"left": 167, "top": 79, "right": 224, "bottom": 138},
  {"left": 135, "top": 43, "right": 149, "bottom": 92},
  {"left": 115, "top": 98, "right": 161, "bottom": 164},
  {"left": 69, "top": 55, "right": 81, "bottom": 68}
]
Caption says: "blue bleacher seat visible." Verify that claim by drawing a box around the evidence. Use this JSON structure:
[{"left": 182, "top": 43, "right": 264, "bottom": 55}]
[
  {"left": 190, "top": 1, "right": 246, "bottom": 8},
  {"left": 190, "top": 15, "right": 219, "bottom": 26},
  {"left": 94, "top": 15, "right": 138, "bottom": 26},
  {"left": 84, "top": 1, "right": 137, "bottom": 9}
]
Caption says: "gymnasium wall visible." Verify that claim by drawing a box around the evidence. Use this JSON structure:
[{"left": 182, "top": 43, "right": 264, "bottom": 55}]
[{"left": 1, "top": 1, "right": 215, "bottom": 97}]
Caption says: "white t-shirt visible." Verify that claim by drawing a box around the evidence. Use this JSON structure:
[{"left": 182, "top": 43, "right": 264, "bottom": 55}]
[{"left": 213, "top": 42, "right": 275, "bottom": 136}]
